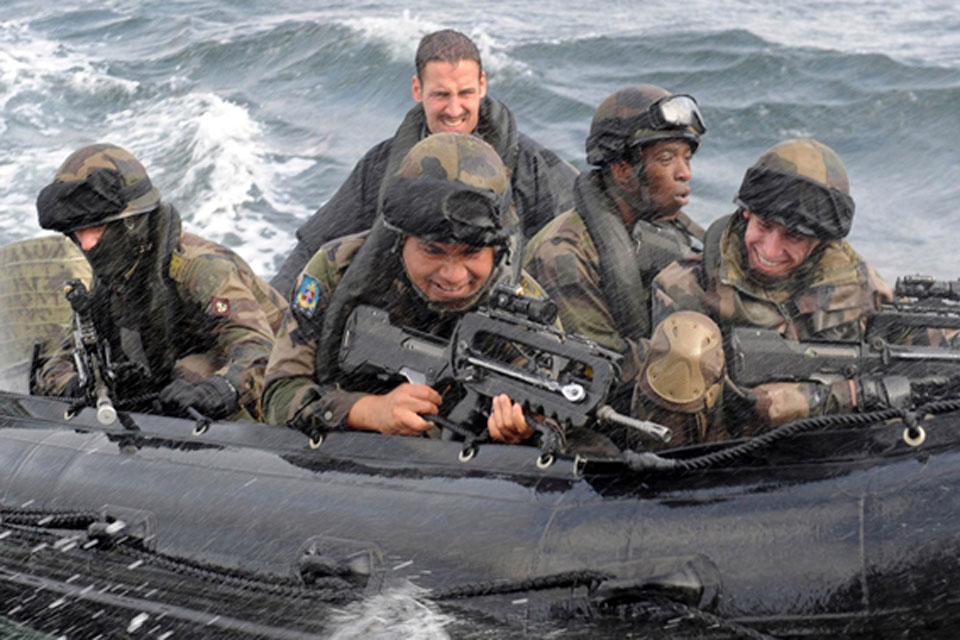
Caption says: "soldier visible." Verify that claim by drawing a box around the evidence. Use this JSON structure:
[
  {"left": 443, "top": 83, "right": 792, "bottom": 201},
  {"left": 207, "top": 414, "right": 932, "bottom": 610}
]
[
  {"left": 523, "top": 85, "right": 706, "bottom": 409},
  {"left": 270, "top": 28, "right": 577, "bottom": 298},
  {"left": 262, "top": 133, "right": 542, "bottom": 443},
  {"left": 34, "top": 143, "right": 286, "bottom": 421},
  {"left": 643, "top": 138, "right": 896, "bottom": 442}
]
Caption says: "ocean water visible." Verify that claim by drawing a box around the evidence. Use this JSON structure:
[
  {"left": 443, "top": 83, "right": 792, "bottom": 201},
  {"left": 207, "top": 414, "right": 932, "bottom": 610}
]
[
  {"left": 1, "top": 2, "right": 959, "bottom": 635},
  {"left": 2, "top": 0, "right": 959, "bottom": 282}
]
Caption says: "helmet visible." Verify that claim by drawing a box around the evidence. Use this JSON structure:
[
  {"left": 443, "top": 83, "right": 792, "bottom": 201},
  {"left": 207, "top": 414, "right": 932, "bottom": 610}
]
[
  {"left": 735, "top": 138, "right": 854, "bottom": 240},
  {"left": 381, "top": 132, "right": 512, "bottom": 247},
  {"left": 585, "top": 85, "right": 705, "bottom": 166},
  {"left": 37, "top": 143, "right": 161, "bottom": 233}
]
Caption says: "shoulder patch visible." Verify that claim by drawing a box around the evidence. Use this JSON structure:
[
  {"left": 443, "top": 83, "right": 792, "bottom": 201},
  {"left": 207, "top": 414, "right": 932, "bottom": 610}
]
[
  {"left": 169, "top": 252, "right": 185, "bottom": 282},
  {"left": 295, "top": 274, "right": 321, "bottom": 317},
  {"left": 210, "top": 297, "right": 230, "bottom": 317}
]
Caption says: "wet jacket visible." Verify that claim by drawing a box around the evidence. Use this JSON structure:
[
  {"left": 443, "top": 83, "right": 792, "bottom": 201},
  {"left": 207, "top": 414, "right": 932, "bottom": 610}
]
[
  {"left": 523, "top": 169, "right": 704, "bottom": 406},
  {"left": 270, "top": 96, "right": 577, "bottom": 297},
  {"left": 651, "top": 213, "right": 893, "bottom": 431},
  {"left": 262, "top": 231, "right": 547, "bottom": 430},
  {"left": 35, "top": 205, "right": 286, "bottom": 419}
]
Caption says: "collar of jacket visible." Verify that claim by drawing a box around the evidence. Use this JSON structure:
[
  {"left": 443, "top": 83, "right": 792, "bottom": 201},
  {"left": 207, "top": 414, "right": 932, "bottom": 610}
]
[
  {"left": 382, "top": 96, "right": 520, "bottom": 192},
  {"left": 574, "top": 169, "right": 649, "bottom": 341},
  {"left": 716, "top": 212, "right": 866, "bottom": 307}
]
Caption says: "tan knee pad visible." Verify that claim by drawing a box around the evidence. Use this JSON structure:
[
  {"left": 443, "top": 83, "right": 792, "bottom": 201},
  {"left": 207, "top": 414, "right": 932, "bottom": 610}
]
[{"left": 640, "top": 311, "right": 724, "bottom": 413}]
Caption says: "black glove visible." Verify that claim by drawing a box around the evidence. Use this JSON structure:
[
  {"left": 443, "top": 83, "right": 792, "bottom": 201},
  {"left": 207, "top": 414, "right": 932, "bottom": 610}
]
[
  {"left": 159, "top": 375, "right": 239, "bottom": 420},
  {"left": 857, "top": 375, "right": 912, "bottom": 411}
]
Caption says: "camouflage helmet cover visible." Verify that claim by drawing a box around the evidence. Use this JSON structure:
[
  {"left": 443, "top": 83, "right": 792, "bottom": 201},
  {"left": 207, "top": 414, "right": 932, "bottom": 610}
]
[
  {"left": 381, "top": 132, "right": 513, "bottom": 246},
  {"left": 586, "top": 84, "right": 702, "bottom": 166},
  {"left": 37, "top": 143, "right": 161, "bottom": 233},
  {"left": 735, "top": 138, "right": 854, "bottom": 240}
]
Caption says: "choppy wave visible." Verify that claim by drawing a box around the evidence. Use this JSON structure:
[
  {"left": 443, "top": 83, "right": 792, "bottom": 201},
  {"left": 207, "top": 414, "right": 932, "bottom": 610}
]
[{"left": 1, "top": 0, "right": 959, "bottom": 280}]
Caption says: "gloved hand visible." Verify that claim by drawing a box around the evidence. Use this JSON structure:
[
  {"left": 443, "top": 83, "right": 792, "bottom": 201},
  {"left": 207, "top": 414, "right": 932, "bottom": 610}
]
[
  {"left": 857, "top": 375, "right": 912, "bottom": 411},
  {"left": 159, "top": 375, "right": 239, "bottom": 420}
]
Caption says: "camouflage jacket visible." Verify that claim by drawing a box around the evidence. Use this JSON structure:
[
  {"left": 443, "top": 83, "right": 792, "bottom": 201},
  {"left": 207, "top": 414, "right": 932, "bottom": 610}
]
[
  {"left": 36, "top": 221, "right": 286, "bottom": 419},
  {"left": 269, "top": 96, "right": 578, "bottom": 297},
  {"left": 523, "top": 169, "right": 704, "bottom": 406},
  {"left": 651, "top": 213, "right": 893, "bottom": 429},
  {"left": 262, "top": 231, "right": 549, "bottom": 430}
]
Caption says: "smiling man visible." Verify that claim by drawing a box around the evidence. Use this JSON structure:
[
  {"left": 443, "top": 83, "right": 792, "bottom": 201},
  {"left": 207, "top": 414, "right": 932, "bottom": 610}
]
[
  {"left": 646, "top": 138, "right": 894, "bottom": 434},
  {"left": 270, "top": 29, "right": 577, "bottom": 298},
  {"left": 261, "top": 133, "right": 542, "bottom": 443},
  {"left": 523, "top": 85, "right": 707, "bottom": 410}
]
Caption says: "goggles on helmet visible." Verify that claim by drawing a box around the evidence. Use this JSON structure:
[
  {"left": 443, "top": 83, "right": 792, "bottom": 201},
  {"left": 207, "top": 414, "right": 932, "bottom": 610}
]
[
  {"left": 632, "top": 94, "right": 706, "bottom": 141},
  {"left": 656, "top": 95, "right": 706, "bottom": 133}
]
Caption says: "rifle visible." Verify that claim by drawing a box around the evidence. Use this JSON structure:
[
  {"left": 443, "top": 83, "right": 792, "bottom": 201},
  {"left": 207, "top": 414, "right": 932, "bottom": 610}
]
[
  {"left": 866, "top": 275, "right": 960, "bottom": 342},
  {"left": 729, "top": 326, "right": 960, "bottom": 406},
  {"left": 64, "top": 279, "right": 118, "bottom": 425},
  {"left": 338, "top": 284, "right": 672, "bottom": 451}
]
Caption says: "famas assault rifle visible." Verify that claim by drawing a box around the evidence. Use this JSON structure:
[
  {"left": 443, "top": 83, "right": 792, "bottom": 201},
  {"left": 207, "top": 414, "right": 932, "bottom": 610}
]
[
  {"left": 338, "top": 285, "right": 672, "bottom": 451},
  {"left": 729, "top": 275, "right": 960, "bottom": 406}
]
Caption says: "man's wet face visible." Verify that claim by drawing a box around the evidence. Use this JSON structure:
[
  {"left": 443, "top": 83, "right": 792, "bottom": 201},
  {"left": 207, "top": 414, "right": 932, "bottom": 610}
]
[
  {"left": 742, "top": 211, "right": 821, "bottom": 279},
  {"left": 412, "top": 60, "right": 487, "bottom": 134},
  {"left": 640, "top": 140, "right": 692, "bottom": 218},
  {"left": 401, "top": 237, "right": 495, "bottom": 303}
]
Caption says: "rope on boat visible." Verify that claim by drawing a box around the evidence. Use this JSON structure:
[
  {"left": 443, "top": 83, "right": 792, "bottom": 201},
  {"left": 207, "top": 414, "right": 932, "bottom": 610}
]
[
  {"left": 430, "top": 569, "right": 612, "bottom": 600},
  {"left": 645, "top": 595, "right": 780, "bottom": 640},
  {"left": 114, "top": 544, "right": 357, "bottom": 602},
  {"left": 0, "top": 507, "right": 100, "bottom": 529},
  {"left": 431, "top": 571, "right": 779, "bottom": 639},
  {"left": 624, "top": 398, "right": 960, "bottom": 473},
  {"left": 0, "top": 506, "right": 357, "bottom": 603}
]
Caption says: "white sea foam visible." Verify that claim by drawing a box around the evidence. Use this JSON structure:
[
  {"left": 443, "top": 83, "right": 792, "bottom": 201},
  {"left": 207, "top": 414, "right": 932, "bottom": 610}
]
[
  {"left": 325, "top": 582, "right": 453, "bottom": 640},
  {"left": 0, "top": 19, "right": 140, "bottom": 242},
  {"left": 0, "top": 20, "right": 137, "bottom": 115},
  {"left": 340, "top": 10, "right": 531, "bottom": 79},
  {"left": 103, "top": 92, "right": 302, "bottom": 274}
]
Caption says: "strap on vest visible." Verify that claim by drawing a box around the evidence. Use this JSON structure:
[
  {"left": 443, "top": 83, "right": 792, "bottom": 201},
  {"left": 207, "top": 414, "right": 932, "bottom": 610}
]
[{"left": 699, "top": 214, "right": 730, "bottom": 290}]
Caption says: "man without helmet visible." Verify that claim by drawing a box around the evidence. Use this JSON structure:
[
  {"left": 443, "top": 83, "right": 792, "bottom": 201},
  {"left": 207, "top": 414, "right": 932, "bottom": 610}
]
[{"left": 270, "top": 29, "right": 577, "bottom": 298}]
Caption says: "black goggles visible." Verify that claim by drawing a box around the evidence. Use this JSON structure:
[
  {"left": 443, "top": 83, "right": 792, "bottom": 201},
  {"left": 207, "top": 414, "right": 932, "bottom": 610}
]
[{"left": 639, "top": 94, "right": 707, "bottom": 136}]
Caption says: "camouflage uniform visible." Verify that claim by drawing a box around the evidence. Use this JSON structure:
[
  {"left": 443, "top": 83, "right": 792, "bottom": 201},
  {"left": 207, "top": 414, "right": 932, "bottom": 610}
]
[
  {"left": 524, "top": 85, "right": 705, "bottom": 408},
  {"left": 262, "top": 133, "right": 547, "bottom": 433},
  {"left": 647, "top": 139, "right": 893, "bottom": 437},
  {"left": 33, "top": 144, "right": 286, "bottom": 420},
  {"left": 262, "top": 231, "right": 547, "bottom": 428}
]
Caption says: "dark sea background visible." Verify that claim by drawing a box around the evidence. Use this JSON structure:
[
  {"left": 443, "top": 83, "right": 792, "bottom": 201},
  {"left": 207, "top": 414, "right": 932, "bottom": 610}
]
[
  {"left": 2, "top": 0, "right": 960, "bottom": 283},
  {"left": 2, "top": 1, "right": 959, "bottom": 637}
]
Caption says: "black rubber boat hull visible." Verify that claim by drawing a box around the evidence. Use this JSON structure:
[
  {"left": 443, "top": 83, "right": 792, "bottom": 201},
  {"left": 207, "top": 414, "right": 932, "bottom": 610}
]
[{"left": 2, "top": 391, "right": 960, "bottom": 637}]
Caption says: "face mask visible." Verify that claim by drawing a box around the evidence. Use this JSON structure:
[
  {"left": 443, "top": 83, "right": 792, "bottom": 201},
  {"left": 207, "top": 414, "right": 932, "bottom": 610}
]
[{"left": 78, "top": 214, "right": 152, "bottom": 285}]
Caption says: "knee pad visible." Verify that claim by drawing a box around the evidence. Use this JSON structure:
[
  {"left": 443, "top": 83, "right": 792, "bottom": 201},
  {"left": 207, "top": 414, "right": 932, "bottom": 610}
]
[{"left": 640, "top": 311, "right": 724, "bottom": 413}]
